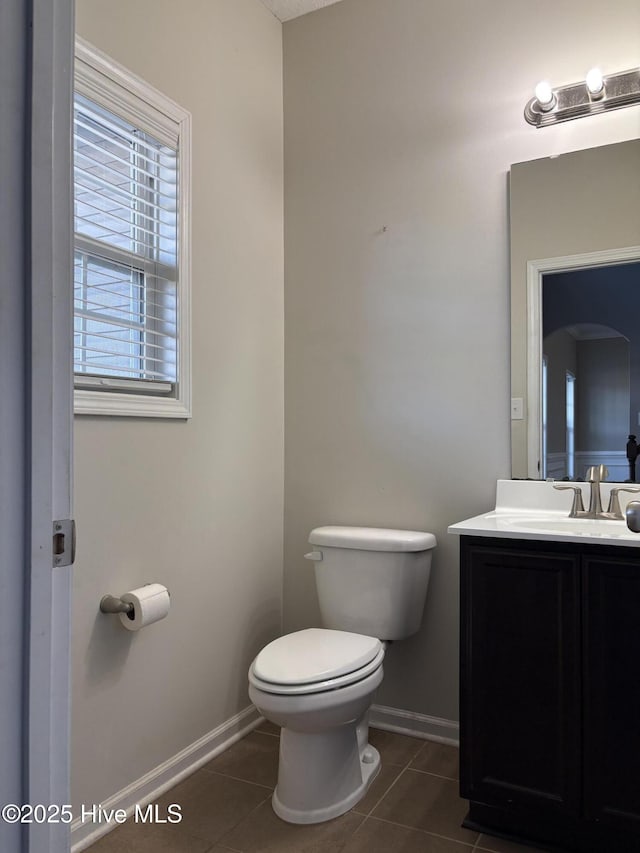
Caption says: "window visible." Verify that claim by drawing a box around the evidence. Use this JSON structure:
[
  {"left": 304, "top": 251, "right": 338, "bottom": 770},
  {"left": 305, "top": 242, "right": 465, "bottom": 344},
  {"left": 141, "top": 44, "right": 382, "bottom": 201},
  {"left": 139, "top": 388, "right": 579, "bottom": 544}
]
[
  {"left": 566, "top": 371, "right": 576, "bottom": 479},
  {"left": 74, "top": 39, "right": 191, "bottom": 417},
  {"left": 541, "top": 355, "right": 548, "bottom": 479}
]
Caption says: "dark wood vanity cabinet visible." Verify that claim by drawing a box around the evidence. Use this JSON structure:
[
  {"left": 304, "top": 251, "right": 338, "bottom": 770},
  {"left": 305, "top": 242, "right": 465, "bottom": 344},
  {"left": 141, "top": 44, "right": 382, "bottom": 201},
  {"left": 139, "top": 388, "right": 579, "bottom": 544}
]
[
  {"left": 460, "top": 536, "right": 640, "bottom": 852},
  {"left": 582, "top": 553, "right": 640, "bottom": 835}
]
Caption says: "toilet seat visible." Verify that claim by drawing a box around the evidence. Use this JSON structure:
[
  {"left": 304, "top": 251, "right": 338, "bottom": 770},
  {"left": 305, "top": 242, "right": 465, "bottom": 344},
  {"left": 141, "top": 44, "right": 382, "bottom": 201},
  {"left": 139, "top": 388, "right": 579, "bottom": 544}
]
[
  {"left": 249, "top": 648, "right": 384, "bottom": 696},
  {"left": 249, "top": 628, "right": 384, "bottom": 696}
]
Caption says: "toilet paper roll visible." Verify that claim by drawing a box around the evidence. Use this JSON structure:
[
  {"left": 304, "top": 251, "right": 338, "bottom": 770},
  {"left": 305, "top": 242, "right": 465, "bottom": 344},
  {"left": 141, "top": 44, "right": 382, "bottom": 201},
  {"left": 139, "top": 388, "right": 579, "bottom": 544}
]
[{"left": 119, "top": 583, "right": 170, "bottom": 631}]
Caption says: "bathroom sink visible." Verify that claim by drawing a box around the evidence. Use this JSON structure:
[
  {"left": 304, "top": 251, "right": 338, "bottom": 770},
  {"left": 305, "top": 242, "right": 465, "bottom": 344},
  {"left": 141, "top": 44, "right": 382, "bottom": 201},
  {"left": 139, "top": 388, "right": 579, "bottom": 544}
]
[
  {"left": 496, "top": 514, "right": 628, "bottom": 537},
  {"left": 448, "top": 480, "right": 640, "bottom": 547}
]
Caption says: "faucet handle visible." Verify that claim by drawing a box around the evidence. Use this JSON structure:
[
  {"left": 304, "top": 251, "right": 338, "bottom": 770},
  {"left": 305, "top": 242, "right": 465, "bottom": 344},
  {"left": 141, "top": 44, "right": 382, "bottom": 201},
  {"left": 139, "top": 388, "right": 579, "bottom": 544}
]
[
  {"left": 553, "top": 484, "right": 586, "bottom": 517},
  {"left": 626, "top": 501, "right": 640, "bottom": 532},
  {"left": 607, "top": 486, "right": 640, "bottom": 519}
]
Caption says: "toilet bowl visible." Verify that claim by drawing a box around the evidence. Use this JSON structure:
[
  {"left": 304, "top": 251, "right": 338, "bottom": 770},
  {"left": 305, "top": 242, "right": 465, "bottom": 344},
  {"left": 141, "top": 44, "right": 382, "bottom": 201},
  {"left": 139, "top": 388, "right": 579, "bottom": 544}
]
[
  {"left": 248, "top": 628, "right": 385, "bottom": 824},
  {"left": 248, "top": 526, "right": 436, "bottom": 824}
]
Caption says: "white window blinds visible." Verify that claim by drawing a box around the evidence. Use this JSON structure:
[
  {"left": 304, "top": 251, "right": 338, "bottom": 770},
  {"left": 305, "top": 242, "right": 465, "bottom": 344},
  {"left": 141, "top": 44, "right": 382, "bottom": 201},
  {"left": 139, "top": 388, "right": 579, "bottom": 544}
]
[{"left": 73, "top": 93, "right": 179, "bottom": 391}]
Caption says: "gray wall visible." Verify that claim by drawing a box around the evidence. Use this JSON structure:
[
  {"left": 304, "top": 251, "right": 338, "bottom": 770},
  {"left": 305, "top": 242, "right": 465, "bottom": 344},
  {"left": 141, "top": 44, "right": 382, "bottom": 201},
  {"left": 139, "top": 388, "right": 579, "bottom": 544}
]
[
  {"left": 576, "top": 338, "right": 629, "bottom": 451},
  {"left": 73, "top": 0, "right": 284, "bottom": 808},
  {"left": 282, "top": 0, "right": 640, "bottom": 722}
]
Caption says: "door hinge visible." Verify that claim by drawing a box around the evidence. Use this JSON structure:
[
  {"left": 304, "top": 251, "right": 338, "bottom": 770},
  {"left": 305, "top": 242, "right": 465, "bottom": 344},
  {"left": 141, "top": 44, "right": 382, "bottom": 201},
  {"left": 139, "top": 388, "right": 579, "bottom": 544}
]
[{"left": 53, "top": 519, "right": 76, "bottom": 567}]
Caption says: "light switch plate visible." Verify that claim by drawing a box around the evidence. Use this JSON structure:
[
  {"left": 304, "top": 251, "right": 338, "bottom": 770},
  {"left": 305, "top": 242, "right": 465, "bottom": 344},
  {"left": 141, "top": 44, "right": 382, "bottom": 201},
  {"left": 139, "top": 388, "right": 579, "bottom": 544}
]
[{"left": 511, "top": 397, "right": 524, "bottom": 420}]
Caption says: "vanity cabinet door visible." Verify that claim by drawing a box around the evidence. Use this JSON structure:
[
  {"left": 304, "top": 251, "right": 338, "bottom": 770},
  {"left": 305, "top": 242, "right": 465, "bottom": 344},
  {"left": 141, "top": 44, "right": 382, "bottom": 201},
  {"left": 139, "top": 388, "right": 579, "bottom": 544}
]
[
  {"left": 460, "top": 539, "right": 581, "bottom": 816},
  {"left": 583, "top": 552, "right": 640, "bottom": 833}
]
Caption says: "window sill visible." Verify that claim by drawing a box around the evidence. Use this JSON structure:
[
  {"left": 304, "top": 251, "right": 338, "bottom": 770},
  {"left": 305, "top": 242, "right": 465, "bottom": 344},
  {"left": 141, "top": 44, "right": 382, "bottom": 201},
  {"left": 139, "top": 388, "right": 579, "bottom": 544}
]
[{"left": 74, "top": 389, "right": 191, "bottom": 418}]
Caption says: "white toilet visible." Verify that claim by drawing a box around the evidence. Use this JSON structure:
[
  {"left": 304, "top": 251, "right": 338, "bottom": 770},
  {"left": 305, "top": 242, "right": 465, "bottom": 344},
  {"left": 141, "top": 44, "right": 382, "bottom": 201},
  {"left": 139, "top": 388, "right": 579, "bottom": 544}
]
[{"left": 248, "top": 525, "right": 436, "bottom": 824}]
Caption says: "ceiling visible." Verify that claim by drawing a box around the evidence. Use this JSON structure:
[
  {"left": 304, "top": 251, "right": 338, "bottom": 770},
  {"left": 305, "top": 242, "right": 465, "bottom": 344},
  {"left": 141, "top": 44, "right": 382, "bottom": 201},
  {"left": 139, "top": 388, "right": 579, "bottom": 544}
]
[
  {"left": 564, "top": 323, "right": 625, "bottom": 341},
  {"left": 259, "top": 0, "right": 345, "bottom": 22}
]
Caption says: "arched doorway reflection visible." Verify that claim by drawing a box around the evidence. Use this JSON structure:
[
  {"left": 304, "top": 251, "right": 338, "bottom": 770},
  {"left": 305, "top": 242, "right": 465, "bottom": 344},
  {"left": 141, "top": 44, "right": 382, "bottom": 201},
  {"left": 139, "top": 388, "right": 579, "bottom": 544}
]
[{"left": 543, "top": 323, "right": 630, "bottom": 480}]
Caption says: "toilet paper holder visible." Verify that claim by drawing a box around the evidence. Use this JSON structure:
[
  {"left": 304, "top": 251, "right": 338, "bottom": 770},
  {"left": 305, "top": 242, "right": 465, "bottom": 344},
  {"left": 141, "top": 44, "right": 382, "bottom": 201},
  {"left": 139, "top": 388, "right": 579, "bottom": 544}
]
[{"left": 100, "top": 594, "right": 134, "bottom": 616}]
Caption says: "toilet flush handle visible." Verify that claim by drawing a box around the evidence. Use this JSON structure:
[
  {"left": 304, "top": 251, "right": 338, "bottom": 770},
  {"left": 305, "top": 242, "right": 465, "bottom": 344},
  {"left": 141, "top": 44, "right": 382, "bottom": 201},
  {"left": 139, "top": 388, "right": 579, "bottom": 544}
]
[{"left": 304, "top": 551, "right": 323, "bottom": 562}]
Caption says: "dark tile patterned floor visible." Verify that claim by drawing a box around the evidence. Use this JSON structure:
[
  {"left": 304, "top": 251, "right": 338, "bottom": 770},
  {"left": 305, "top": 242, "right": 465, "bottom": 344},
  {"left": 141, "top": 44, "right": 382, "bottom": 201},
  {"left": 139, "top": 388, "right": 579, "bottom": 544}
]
[{"left": 86, "top": 724, "right": 545, "bottom": 853}]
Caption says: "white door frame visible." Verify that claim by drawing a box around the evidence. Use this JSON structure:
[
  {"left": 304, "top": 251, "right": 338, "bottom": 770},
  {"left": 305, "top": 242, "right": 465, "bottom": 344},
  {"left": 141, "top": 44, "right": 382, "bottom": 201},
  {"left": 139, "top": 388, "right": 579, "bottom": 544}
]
[
  {"left": 1, "top": 1, "right": 74, "bottom": 851},
  {"left": 27, "top": 1, "right": 74, "bottom": 851}
]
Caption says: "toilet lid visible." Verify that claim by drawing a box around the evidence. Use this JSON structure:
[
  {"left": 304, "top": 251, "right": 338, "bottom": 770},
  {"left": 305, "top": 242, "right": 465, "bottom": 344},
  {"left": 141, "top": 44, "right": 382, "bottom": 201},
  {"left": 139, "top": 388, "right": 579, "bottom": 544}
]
[{"left": 252, "top": 628, "right": 382, "bottom": 686}]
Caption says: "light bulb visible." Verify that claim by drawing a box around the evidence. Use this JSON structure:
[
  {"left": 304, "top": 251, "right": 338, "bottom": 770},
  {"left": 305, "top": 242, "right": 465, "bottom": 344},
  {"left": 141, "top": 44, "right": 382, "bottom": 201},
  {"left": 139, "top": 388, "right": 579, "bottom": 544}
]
[
  {"left": 534, "top": 81, "right": 556, "bottom": 111},
  {"left": 586, "top": 67, "right": 604, "bottom": 98}
]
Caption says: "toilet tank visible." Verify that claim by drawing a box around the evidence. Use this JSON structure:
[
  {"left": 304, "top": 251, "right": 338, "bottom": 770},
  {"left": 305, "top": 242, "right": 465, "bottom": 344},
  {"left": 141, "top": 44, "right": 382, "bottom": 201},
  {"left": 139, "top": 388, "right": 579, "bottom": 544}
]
[{"left": 307, "top": 526, "right": 437, "bottom": 641}]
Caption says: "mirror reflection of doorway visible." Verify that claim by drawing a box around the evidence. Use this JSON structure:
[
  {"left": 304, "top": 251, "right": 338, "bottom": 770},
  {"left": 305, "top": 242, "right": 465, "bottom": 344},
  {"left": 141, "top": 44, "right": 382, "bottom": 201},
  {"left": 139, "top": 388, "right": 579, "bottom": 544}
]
[{"left": 542, "top": 261, "right": 638, "bottom": 481}]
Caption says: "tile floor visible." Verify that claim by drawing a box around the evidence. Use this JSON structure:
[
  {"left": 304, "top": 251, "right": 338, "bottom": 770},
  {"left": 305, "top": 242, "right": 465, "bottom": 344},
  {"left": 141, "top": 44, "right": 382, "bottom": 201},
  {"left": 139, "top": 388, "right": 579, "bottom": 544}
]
[{"left": 87, "top": 724, "right": 545, "bottom": 853}]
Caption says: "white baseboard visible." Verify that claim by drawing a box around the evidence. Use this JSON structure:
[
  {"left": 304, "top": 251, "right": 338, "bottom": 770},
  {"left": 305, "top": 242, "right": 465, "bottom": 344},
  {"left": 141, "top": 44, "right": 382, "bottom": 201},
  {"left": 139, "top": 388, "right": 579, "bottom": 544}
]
[
  {"left": 71, "top": 704, "right": 262, "bottom": 853},
  {"left": 369, "top": 703, "right": 459, "bottom": 746}
]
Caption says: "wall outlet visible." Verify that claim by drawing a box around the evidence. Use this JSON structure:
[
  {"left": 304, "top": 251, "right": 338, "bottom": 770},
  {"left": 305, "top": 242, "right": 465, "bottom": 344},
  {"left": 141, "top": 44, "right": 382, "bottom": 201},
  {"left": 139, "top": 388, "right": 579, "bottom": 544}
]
[{"left": 511, "top": 397, "right": 524, "bottom": 420}]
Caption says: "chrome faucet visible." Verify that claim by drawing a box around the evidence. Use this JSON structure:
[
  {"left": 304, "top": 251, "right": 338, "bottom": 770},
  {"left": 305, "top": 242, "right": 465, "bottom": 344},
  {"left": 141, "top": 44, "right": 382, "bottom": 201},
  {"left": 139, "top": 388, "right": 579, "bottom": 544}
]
[
  {"left": 586, "top": 464, "right": 607, "bottom": 516},
  {"left": 554, "top": 464, "right": 640, "bottom": 520}
]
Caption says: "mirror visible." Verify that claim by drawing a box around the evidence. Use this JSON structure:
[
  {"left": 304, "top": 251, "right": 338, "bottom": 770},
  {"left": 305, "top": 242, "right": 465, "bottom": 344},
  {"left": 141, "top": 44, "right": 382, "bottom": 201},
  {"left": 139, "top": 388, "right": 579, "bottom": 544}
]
[{"left": 510, "top": 139, "right": 640, "bottom": 480}]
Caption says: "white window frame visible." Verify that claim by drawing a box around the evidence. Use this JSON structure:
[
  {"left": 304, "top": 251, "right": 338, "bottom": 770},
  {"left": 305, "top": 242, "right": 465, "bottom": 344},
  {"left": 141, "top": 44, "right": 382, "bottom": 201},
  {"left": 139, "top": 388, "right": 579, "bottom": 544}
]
[
  {"left": 541, "top": 354, "right": 548, "bottom": 479},
  {"left": 566, "top": 370, "right": 576, "bottom": 479},
  {"left": 74, "top": 37, "right": 191, "bottom": 418}
]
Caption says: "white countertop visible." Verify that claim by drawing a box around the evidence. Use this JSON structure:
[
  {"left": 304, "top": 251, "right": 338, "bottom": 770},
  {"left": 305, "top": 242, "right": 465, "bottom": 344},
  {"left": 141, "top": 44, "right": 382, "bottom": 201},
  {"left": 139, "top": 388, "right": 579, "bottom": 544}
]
[{"left": 448, "top": 480, "right": 640, "bottom": 548}]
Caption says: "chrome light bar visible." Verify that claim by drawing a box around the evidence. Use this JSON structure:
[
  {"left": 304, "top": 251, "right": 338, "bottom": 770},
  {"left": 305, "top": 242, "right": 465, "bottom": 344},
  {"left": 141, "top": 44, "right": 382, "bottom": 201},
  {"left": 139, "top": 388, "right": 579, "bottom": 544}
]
[{"left": 525, "top": 67, "right": 640, "bottom": 127}]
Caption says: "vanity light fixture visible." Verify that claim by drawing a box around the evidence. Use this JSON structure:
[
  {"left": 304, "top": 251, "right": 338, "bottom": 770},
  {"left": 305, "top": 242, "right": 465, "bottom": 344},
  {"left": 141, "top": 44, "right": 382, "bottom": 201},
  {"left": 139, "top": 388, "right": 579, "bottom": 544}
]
[{"left": 524, "top": 66, "right": 640, "bottom": 127}]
